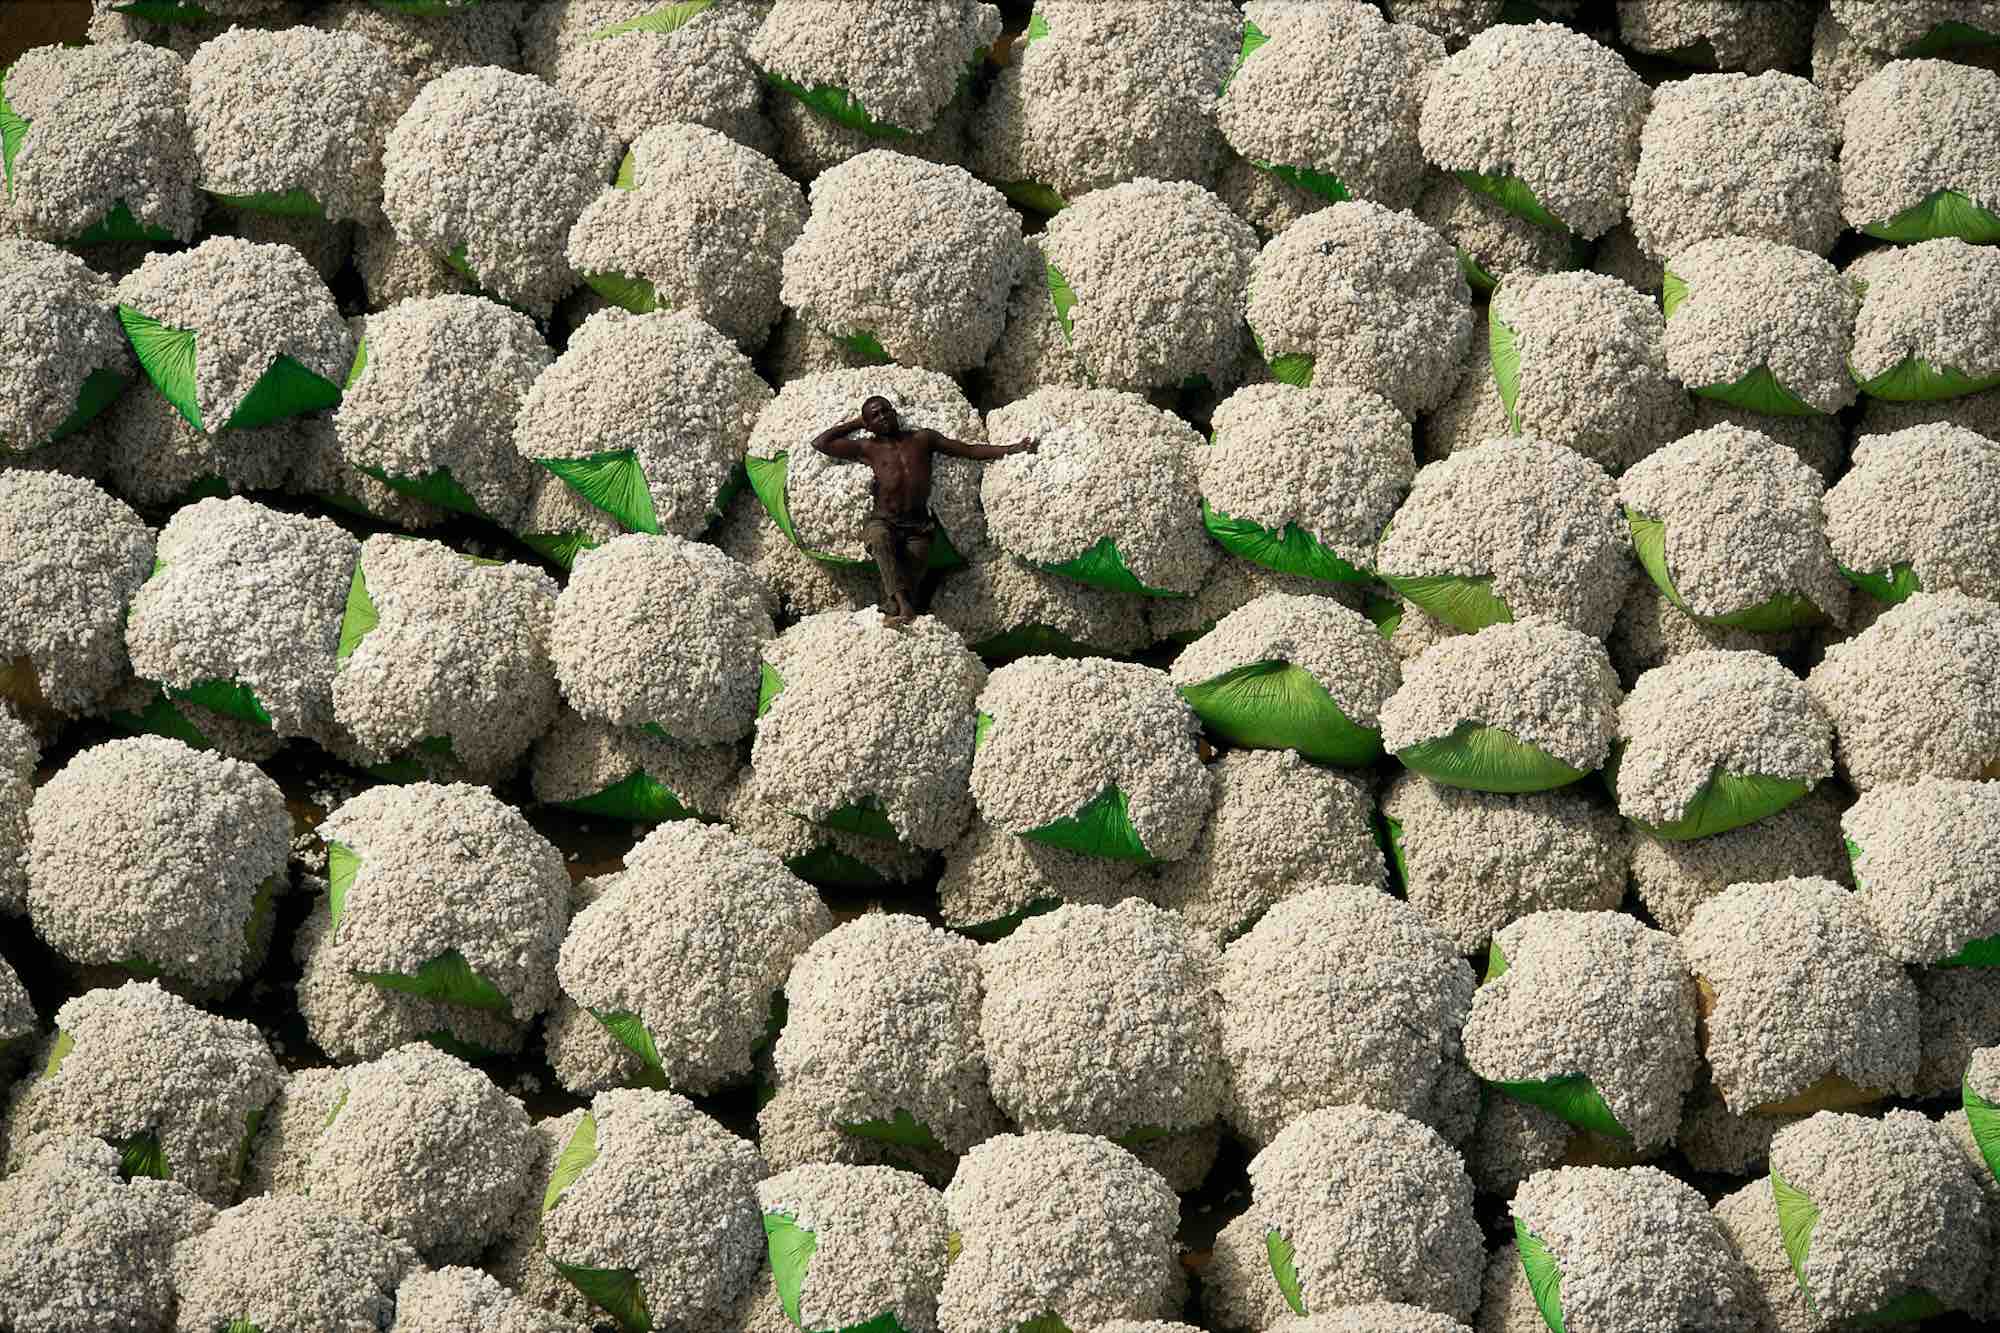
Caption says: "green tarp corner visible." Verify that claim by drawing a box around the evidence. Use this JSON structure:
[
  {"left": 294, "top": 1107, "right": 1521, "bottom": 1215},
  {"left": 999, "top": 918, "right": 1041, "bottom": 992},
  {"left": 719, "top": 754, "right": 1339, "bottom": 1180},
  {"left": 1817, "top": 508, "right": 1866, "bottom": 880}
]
[
  {"left": 1457, "top": 169, "right": 1567, "bottom": 232},
  {"left": 1852, "top": 353, "right": 2000, "bottom": 403},
  {"left": 1628, "top": 511, "right": 1827, "bottom": 631},
  {"left": 838, "top": 1106, "right": 943, "bottom": 1150},
  {"left": 534, "top": 449, "right": 664, "bottom": 535},
  {"left": 1178, "top": 659, "right": 1382, "bottom": 766},
  {"left": 584, "top": 270, "right": 663, "bottom": 315},
  {"left": 765, "top": 71, "right": 912, "bottom": 140},
  {"left": 1515, "top": 1217, "right": 1569, "bottom": 1333},
  {"left": 1203, "top": 501, "right": 1370, "bottom": 584},
  {"left": 1488, "top": 1073, "right": 1629, "bottom": 1139},
  {"left": 354, "top": 948, "right": 511, "bottom": 1013},
  {"left": 118, "top": 307, "right": 202, "bottom": 431},
  {"left": 1266, "top": 1229, "right": 1305, "bottom": 1316},
  {"left": 1965, "top": 1081, "right": 2000, "bottom": 1182},
  {"left": 1860, "top": 189, "right": 2000, "bottom": 246},
  {"left": 558, "top": 771, "right": 696, "bottom": 824},
  {"left": 1378, "top": 570, "right": 1513, "bottom": 633},
  {"left": 1020, "top": 783, "right": 1156, "bottom": 862},
  {"left": 1041, "top": 534, "right": 1189, "bottom": 599},
  {"left": 763, "top": 1211, "right": 816, "bottom": 1326},
  {"left": 1397, "top": 720, "right": 1590, "bottom": 794}
]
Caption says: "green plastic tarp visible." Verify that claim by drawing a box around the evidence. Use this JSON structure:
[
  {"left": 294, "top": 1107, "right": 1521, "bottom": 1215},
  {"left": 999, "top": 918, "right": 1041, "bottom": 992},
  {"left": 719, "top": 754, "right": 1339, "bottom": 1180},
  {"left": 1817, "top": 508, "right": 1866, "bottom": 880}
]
[
  {"left": 1177, "top": 660, "right": 1381, "bottom": 767},
  {"left": 1860, "top": 189, "right": 2000, "bottom": 246},
  {"left": 976, "top": 709, "right": 1159, "bottom": 861},
  {"left": 326, "top": 839, "right": 515, "bottom": 1012},
  {"left": 1396, "top": 720, "right": 1590, "bottom": 794},
  {"left": 1607, "top": 746, "right": 1810, "bottom": 841},
  {"left": 1377, "top": 571, "right": 1514, "bottom": 633},
  {"left": 117, "top": 306, "right": 341, "bottom": 433},
  {"left": 557, "top": 771, "right": 701, "bottom": 823},
  {"left": 1202, "top": 501, "right": 1371, "bottom": 584},
  {"left": 1038, "top": 534, "right": 1188, "bottom": 599},
  {"left": 1771, "top": 1169, "right": 1947, "bottom": 1325},
  {"left": 1627, "top": 512, "right": 1829, "bottom": 631}
]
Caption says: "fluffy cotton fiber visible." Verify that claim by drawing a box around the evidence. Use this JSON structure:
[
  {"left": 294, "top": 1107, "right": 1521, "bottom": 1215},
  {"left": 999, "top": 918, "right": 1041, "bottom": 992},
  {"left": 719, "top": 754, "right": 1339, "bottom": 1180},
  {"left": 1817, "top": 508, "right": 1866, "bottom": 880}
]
[
  {"left": 751, "top": 0, "right": 1001, "bottom": 137},
  {"left": 557, "top": 820, "right": 830, "bottom": 1093},
  {"left": 0, "top": 241, "right": 132, "bottom": 455},
  {"left": 780, "top": 152, "right": 1024, "bottom": 375},
  {"left": 1488, "top": 271, "right": 1692, "bottom": 474},
  {"left": 1663, "top": 237, "right": 1860, "bottom": 417},
  {"left": 1, "top": 981, "right": 281, "bottom": 1207},
  {"left": 1465, "top": 910, "right": 1698, "bottom": 1149},
  {"left": 186, "top": 26, "right": 415, "bottom": 226},
  {"left": 27, "top": 737, "right": 288, "bottom": 991},
  {"left": 972, "top": 656, "right": 1211, "bottom": 862},
  {"left": 0, "top": 471, "right": 153, "bottom": 715},
  {"left": 171, "top": 1194, "right": 417, "bottom": 1333},
  {"left": 983, "top": 388, "right": 1216, "bottom": 599},
  {"left": 1627, "top": 72, "right": 1843, "bottom": 263},
  {"left": 542, "top": 0, "right": 770, "bottom": 152},
  {"left": 568, "top": 124, "right": 805, "bottom": 353},
  {"left": 1417, "top": 22, "right": 1649, "bottom": 240},
  {"left": 1375, "top": 436, "right": 1631, "bottom": 636},
  {"left": 1381, "top": 772, "right": 1629, "bottom": 954},
  {"left": 1219, "top": 884, "right": 1477, "bottom": 1149},
  {"left": 1845, "top": 779, "right": 2000, "bottom": 965},
  {"left": 381, "top": 66, "right": 620, "bottom": 318},
  {"left": 336, "top": 295, "right": 550, "bottom": 529},
  {"left": 1825, "top": 423, "right": 2000, "bottom": 603},
  {"left": 1847, "top": 239, "right": 2000, "bottom": 401},
  {"left": 754, "top": 609, "right": 985, "bottom": 850},
  {"left": 1628, "top": 783, "right": 1852, "bottom": 935},
  {"left": 1246, "top": 200, "right": 1472, "bottom": 418},
  {"left": 1840, "top": 59, "right": 2000, "bottom": 242}
]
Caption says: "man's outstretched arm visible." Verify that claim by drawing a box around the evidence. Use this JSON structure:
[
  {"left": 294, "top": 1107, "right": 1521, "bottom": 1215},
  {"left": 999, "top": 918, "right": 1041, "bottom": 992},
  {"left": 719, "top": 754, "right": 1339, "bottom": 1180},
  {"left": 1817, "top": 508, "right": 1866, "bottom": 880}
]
[
  {"left": 811, "top": 418, "right": 869, "bottom": 459},
  {"left": 928, "top": 430, "right": 1037, "bottom": 460}
]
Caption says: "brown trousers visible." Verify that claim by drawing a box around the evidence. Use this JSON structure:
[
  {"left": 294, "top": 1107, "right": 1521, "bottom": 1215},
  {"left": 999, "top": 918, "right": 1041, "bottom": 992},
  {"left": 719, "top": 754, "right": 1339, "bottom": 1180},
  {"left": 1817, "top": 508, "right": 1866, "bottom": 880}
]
[{"left": 862, "top": 511, "right": 935, "bottom": 613}]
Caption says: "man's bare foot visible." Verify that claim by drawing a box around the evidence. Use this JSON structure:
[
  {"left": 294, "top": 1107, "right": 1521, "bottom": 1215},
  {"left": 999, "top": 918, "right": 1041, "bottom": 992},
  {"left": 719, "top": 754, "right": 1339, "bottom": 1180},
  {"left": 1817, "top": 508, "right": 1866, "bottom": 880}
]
[{"left": 881, "top": 610, "right": 914, "bottom": 629}]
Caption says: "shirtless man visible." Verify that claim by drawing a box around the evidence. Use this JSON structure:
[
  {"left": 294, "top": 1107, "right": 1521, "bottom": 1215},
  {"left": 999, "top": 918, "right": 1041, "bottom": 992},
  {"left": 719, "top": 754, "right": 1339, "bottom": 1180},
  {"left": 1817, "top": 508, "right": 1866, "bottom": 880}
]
[{"left": 812, "top": 396, "right": 1036, "bottom": 625}]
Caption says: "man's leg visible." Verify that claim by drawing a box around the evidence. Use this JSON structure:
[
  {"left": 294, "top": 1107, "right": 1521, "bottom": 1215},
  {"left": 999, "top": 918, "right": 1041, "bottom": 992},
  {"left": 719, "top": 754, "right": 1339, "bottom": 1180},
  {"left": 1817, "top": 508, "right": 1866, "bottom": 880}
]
[
  {"left": 901, "top": 526, "right": 935, "bottom": 615},
  {"left": 863, "top": 516, "right": 916, "bottom": 622}
]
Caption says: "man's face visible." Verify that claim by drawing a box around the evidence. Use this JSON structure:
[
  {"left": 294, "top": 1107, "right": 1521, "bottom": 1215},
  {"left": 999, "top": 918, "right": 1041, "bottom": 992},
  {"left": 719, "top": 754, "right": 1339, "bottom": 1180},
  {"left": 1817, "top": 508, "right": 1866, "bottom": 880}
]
[{"left": 861, "top": 398, "right": 897, "bottom": 434}]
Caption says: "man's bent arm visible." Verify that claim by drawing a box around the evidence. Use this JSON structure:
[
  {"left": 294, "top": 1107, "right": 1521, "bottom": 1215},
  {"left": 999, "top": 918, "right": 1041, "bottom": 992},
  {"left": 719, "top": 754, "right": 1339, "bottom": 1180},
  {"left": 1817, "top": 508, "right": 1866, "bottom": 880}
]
[{"left": 811, "top": 419, "right": 868, "bottom": 459}]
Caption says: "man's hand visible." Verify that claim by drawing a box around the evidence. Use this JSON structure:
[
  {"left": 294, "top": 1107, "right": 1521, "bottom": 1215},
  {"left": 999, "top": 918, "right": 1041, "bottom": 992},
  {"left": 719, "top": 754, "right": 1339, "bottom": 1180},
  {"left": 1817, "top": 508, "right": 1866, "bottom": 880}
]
[{"left": 1010, "top": 437, "right": 1039, "bottom": 455}]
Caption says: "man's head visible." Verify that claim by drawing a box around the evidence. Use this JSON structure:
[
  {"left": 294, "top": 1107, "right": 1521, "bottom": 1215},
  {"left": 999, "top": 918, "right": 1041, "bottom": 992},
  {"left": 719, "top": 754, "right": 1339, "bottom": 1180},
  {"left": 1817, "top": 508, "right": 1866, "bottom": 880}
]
[{"left": 860, "top": 396, "right": 899, "bottom": 434}]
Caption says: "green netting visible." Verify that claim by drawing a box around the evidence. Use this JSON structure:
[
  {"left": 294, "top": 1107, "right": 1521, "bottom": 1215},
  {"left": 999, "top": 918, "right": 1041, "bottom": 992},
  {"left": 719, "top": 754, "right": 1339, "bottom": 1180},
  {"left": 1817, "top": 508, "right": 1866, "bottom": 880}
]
[
  {"left": 76, "top": 201, "right": 176, "bottom": 246},
  {"left": 1514, "top": 1218, "right": 1569, "bottom": 1333},
  {"left": 1397, "top": 720, "right": 1590, "bottom": 794},
  {"left": 1046, "top": 261, "right": 1079, "bottom": 343},
  {"left": 765, "top": 71, "right": 912, "bottom": 139},
  {"left": 1489, "top": 303, "right": 1525, "bottom": 433},
  {"left": 1456, "top": 169, "right": 1567, "bottom": 232},
  {"left": 1178, "top": 660, "right": 1382, "bottom": 766},
  {"left": 118, "top": 307, "right": 202, "bottom": 431},
  {"left": 1771, "top": 1170, "right": 1819, "bottom": 1311},
  {"left": 112, "top": 0, "right": 216, "bottom": 21},
  {"left": 1020, "top": 784, "right": 1156, "bottom": 862},
  {"left": 1627, "top": 512, "right": 1827, "bottom": 631},
  {"left": 116, "top": 1130, "right": 171, "bottom": 1181},
  {"left": 1377, "top": 571, "right": 1513, "bottom": 632},
  {"left": 0, "top": 67, "right": 26, "bottom": 198},
  {"left": 1202, "top": 500, "right": 1370, "bottom": 583},
  {"left": 337, "top": 564, "right": 377, "bottom": 661},
  {"left": 1690, "top": 365, "right": 1825, "bottom": 417},
  {"left": 816, "top": 799, "right": 899, "bottom": 841},
  {"left": 167, "top": 679, "right": 273, "bottom": 728},
  {"left": 1966, "top": 1083, "right": 2000, "bottom": 1182},
  {"left": 1837, "top": 562, "right": 1921, "bottom": 605},
  {"left": 991, "top": 178, "right": 1067, "bottom": 215},
  {"left": 584, "top": 270, "right": 662, "bottom": 315},
  {"left": 764, "top": 1211, "right": 817, "bottom": 1325},
  {"left": 591, "top": 1009, "right": 667, "bottom": 1083},
  {"left": 970, "top": 624, "right": 1099, "bottom": 663},
  {"left": 1853, "top": 354, "right": 2000, "bottom": 403},
  {"left": 838, "top": 1106, "right": 944, "bottom": 1150},
  {"left": 533, "top": 449, "right": 663, "bottom": 535},
  {"left": 1490, "top": 1073, "right": 1629, "bottom": 1138},
  {"left": 953, "top": 896, "right": 1059, "bottom": 942},
  {"left": 1040, "top": 534, "right": 1190, "bottom": 598},
  {"left": 1903, "top": 19, "right": 2000, "bottom": 55},
  {"left": 211, "top": 188, "right": 325, "bottom": 220},
  {"left": 1222, "top": 16, "right": 1269, "bottom": 94},
  {"left": 355, "top": 948, "right": 511, "bottom": 1012},
  {"left": 1860, "top": 189, "right": 2000, "bottom": 246},
  {"left": 520, "top": 528, "right": 603, "bottom": 570},
  {"left": 222, "top": 355, "right": 342, "bottom": 432},
  {"left": 559, "top": 771, "right": 697, "bottom": 823},
  {"left": 1936, "top": 934, "right": 2000, "bottom": 968},
  {"left": 553, "top": 1260, "right": 653, "bottom": 1332},
  {"left": 106, "top": 688, "right": 213, "bottom": 750},
  {"left": 1252, "top": 159, "right": 1350, "bottom": 205},
  {"left": 1266, "top": 1229, "right": 1305, "bottom": 1317},
  {"left": 1610, "top": 746, "right": 1810, "bottom": 840}
]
